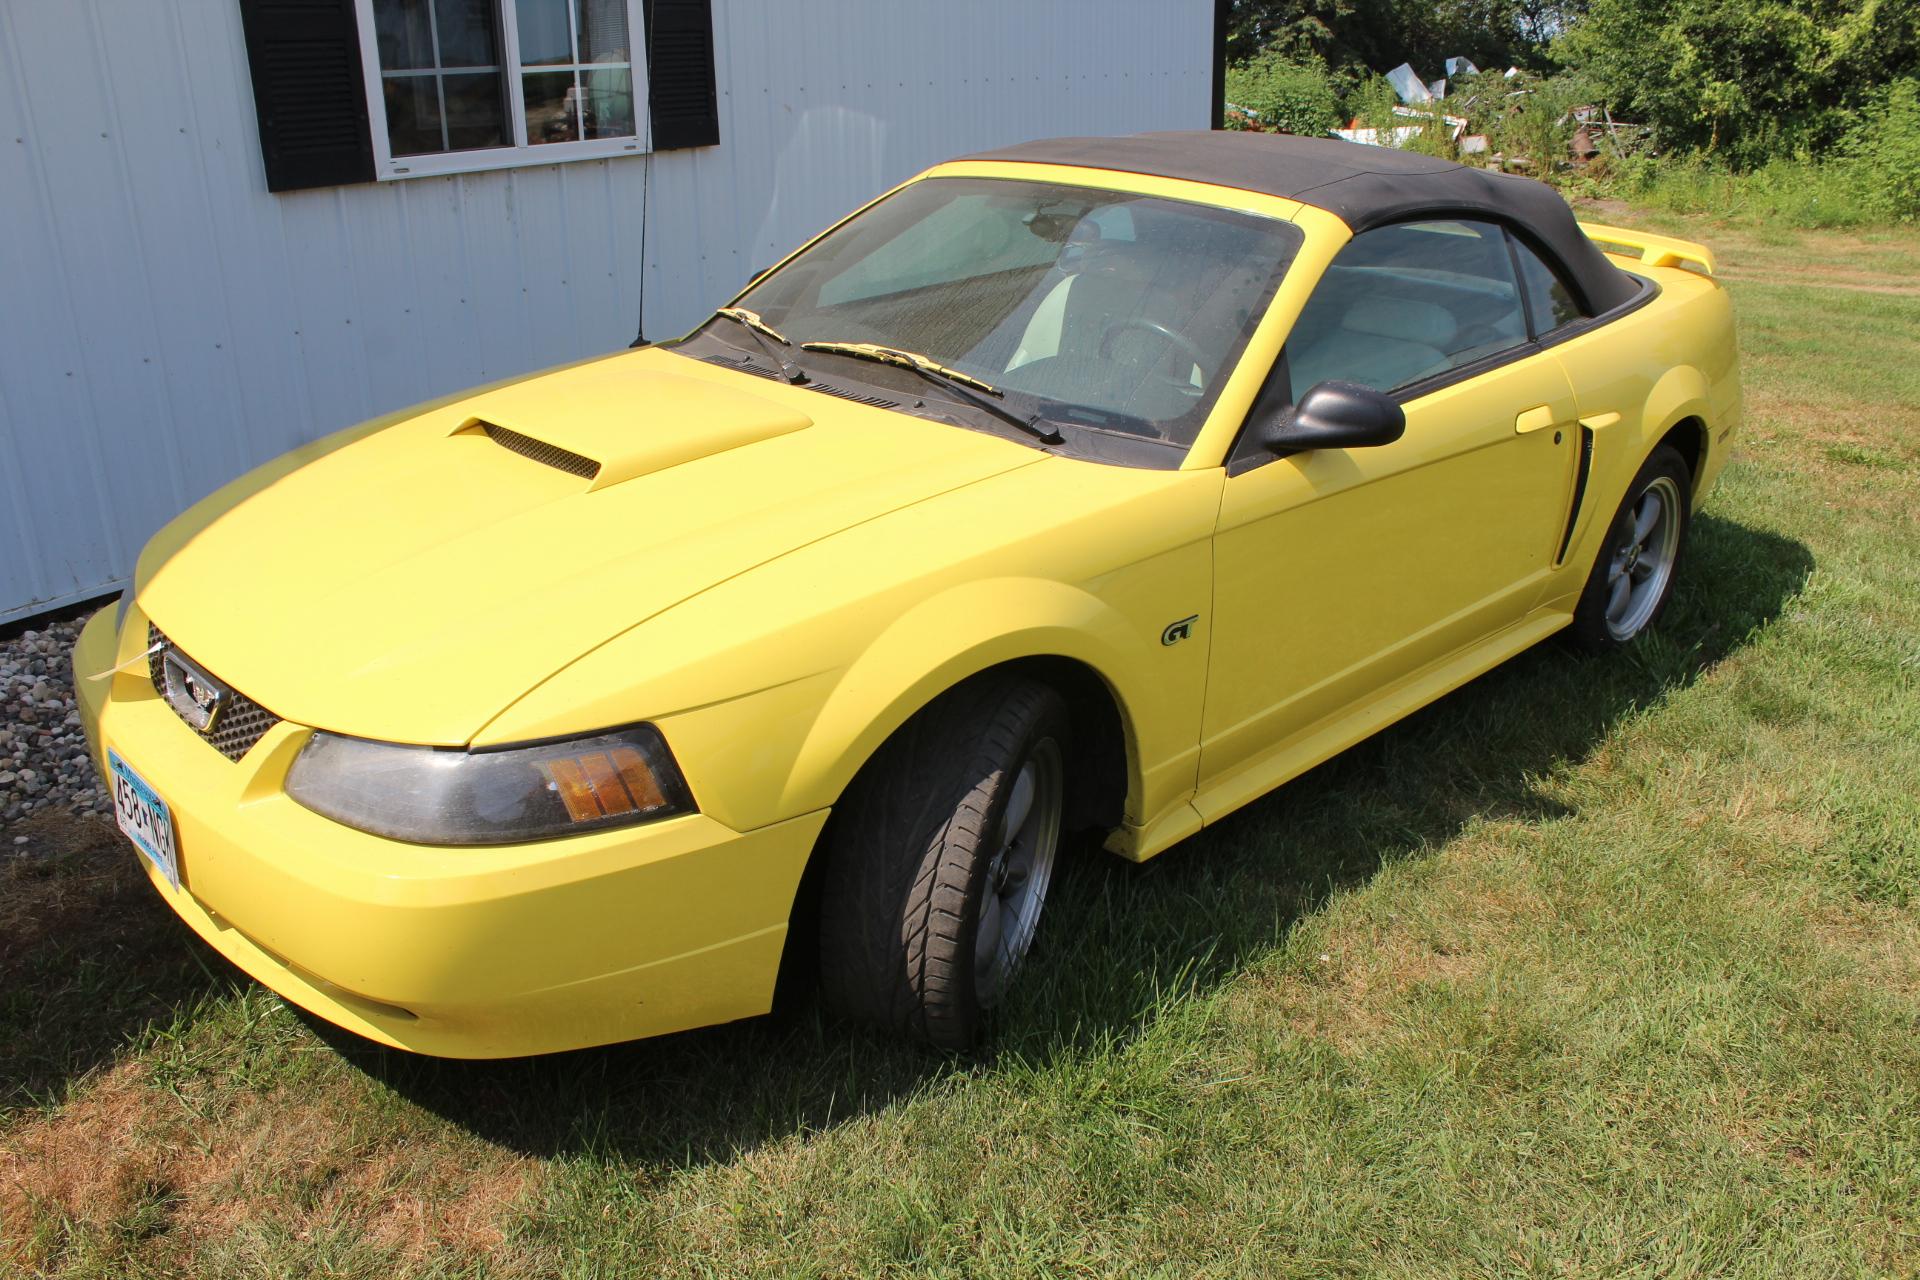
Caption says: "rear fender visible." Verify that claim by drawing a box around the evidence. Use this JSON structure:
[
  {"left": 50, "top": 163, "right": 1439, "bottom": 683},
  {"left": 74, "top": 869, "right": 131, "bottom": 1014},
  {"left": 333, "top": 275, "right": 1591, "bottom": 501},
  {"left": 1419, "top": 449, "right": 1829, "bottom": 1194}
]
[
  {"left": 1637, "top": 365, "right": 1713, "bottom": 479},
  {"left": 1565, "top": 364, "right": 1712, "bottom": 583},
  {"left": 1628, "top": 364, "right": 1720, "bottom": 495}
]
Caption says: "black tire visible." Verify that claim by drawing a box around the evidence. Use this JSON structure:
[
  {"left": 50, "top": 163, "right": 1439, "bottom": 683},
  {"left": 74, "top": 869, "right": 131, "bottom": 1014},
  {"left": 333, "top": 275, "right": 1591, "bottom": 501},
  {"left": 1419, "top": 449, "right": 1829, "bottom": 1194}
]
[
  {"left": 1569, "top": 444, "right": 1692, "bottom": 652},
  {"left": 817, "top": 676, "right": 1069, "bottom": 1049}
]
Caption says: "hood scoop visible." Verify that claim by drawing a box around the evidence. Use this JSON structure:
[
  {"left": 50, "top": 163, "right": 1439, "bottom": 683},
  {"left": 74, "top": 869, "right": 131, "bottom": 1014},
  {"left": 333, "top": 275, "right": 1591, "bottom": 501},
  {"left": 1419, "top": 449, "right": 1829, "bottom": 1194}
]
[
  {"left": 480, "top": 422, "right": 600, "bottom": 479},
  {"left": 453, "top": 363, "right": 813, "bottom": 491}
]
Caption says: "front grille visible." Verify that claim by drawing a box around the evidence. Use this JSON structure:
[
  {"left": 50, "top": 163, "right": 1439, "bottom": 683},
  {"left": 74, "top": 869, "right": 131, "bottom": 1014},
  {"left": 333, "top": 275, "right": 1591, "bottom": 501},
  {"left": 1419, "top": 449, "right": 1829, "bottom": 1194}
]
[
  {"left": 481, "top": 422, "right": 600, "bottom": 480},
  {"left": 148, "top": 626, "right": 283, "bottom": 762}
]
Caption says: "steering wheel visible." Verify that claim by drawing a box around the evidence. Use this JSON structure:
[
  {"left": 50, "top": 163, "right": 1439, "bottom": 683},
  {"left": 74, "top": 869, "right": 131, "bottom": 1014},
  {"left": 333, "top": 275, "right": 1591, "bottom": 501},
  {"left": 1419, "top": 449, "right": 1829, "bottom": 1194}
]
[{"left": 1097, "top": 317, "right": 1209, "bottom": 394}]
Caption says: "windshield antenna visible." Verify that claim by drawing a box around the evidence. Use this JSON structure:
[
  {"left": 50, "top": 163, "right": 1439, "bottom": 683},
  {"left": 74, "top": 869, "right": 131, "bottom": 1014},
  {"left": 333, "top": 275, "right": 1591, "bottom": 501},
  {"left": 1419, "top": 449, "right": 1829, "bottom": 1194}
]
[{"left": 629, "top": 0, "right": 657, "bottom": 348}]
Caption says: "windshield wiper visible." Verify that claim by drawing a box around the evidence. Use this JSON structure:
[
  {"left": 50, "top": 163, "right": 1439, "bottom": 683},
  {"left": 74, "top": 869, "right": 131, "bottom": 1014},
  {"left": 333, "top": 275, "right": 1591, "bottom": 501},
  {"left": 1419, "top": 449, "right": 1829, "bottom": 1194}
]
[
  {"left": 798, "top": 341, "right": 1063, "bottom": 445},
  {"left": 712, "top": 307, "right": 807, "bottom": 384}
]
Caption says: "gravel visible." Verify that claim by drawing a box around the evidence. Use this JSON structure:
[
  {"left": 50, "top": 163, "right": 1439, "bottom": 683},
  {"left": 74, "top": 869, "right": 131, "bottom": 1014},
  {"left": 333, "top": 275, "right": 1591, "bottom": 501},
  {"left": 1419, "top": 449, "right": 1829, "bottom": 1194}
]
[{"left": 2, "top": 610, "right": 114, "bottom": 828}]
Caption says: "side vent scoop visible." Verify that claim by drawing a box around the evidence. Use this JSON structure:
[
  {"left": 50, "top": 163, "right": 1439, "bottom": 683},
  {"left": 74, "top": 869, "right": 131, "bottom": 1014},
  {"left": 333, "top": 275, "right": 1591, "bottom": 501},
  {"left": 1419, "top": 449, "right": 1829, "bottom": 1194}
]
[{"left": 480, "top": 422, "right": 600, "bottom": 480}]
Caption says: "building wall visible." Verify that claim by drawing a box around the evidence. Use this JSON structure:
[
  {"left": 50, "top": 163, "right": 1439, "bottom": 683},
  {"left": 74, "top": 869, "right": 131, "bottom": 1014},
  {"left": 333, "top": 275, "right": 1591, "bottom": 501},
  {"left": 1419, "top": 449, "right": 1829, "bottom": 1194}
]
[{"left": 0, "top": 0, "right": 1211, "bottom": 622}]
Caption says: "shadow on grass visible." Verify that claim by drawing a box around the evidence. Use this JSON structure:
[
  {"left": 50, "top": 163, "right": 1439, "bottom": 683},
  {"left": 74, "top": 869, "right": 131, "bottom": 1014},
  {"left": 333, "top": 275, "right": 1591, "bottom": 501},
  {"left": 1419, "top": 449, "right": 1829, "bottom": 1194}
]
[
  {"left": 0, "top": 812, "right": 245, "bottom": 1114},
  {"left": 5, "top": 513, "right": 1812, "bottom": 1168},
  {"left": 321, "top": 511, "right": 1813, "bottom": 1170}
]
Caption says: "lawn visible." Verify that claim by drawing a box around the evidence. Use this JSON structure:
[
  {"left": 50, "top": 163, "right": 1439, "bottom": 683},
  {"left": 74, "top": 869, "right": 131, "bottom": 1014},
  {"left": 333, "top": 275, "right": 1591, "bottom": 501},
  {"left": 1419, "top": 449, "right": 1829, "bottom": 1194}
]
[{"left": 3, "top": 210, "right": 1917, "bottom": 1279}]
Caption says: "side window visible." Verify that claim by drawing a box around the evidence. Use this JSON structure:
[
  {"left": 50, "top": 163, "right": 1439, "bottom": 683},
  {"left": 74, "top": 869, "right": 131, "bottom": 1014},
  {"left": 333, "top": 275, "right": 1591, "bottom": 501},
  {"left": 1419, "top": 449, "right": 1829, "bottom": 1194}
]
[
  {"left": 1286, "top": 219, "right": 1528, "bottom": 395},
  {"left": 1511, "top": 237, "right": 1586, "bottom": 335}
]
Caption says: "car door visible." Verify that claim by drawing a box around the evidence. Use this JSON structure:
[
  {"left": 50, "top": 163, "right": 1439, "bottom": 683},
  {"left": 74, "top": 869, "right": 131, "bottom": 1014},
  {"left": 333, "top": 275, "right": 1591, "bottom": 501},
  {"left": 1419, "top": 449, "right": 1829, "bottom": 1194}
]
[
  {"left": 1507, "top": 234, "right": 1656, "bottom": 609},
  {"left": 1198, "top": 219, "right": 1581, "bottom": 800}
]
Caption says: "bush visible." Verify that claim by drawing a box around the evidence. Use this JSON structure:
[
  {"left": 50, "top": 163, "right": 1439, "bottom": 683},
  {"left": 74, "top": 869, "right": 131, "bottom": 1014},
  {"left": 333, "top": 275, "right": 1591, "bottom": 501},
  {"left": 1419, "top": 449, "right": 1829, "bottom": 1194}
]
[
  {"left": 1600, "top": 154, "right": 1874, "bottom": 226},
  {"left": 1486, "top": 74, "right": 1586, "bottom": 177},
  {"left": 1225, "top": 54, "right": 1343, "bottom": 136},
  {"left": 1339, "top": 74, "right": 1459, "bottom": 159},
  {"left": 1837, "top": 79, "right": 1920, "bottom": 221},
  {"left": 1589, "top": 80, "right": 1920, "bottom": 226}
]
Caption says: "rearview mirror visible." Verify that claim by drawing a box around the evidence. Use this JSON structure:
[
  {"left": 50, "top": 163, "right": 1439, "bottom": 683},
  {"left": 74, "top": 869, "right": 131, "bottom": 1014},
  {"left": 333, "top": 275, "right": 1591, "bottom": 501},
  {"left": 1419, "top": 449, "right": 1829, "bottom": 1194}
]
[{"left": 1263, "top": 380, "right": 1406, "bottom": 453}]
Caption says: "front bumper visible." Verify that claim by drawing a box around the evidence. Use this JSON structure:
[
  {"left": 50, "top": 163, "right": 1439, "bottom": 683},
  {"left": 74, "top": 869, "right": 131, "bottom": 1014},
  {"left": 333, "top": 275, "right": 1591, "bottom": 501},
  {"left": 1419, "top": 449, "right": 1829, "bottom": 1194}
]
[{"left": 73, "top": 605, "right": 824, "bottom": 1058}]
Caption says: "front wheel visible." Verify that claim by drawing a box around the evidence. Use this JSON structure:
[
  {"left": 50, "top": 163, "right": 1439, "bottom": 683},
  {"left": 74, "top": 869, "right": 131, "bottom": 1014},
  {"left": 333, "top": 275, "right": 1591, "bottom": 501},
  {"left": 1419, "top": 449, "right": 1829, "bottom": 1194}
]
[
  {"left": 818, "top": 677, "right": 1068, "bottom": 1049},
  {"left": 1570, "top": 444, "right": 1692, "bottom": 651}
]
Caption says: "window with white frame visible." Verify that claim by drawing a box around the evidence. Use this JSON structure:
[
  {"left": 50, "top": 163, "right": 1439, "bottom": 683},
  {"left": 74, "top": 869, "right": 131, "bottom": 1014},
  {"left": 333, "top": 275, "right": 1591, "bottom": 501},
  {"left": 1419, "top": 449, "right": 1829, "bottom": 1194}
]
[{"left": 355, "top": 0, "right": 651, "bottom": 178}]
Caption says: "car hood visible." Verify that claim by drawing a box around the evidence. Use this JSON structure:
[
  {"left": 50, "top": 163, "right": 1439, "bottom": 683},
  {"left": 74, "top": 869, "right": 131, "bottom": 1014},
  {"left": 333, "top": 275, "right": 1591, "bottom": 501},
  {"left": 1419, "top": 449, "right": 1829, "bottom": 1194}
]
[{"left": 139, "top": 350, "right": 1042, "bottom": 744}]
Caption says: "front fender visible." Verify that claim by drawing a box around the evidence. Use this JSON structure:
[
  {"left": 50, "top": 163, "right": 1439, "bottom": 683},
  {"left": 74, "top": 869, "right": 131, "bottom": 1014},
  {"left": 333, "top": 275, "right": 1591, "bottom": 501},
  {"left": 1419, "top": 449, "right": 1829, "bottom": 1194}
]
[
  {"left": 782, "top": 577, "right": 1144, "bottom": 823},
  {"left": 643, "top": 576, "right": 1161, "bottom": 834}
]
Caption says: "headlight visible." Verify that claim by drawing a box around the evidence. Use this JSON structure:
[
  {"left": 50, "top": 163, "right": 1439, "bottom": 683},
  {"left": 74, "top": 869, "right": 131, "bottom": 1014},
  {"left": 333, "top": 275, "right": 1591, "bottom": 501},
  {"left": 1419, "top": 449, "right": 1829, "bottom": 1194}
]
[{"left": 285, "top": 724, "right": 694, "bottom": 845}]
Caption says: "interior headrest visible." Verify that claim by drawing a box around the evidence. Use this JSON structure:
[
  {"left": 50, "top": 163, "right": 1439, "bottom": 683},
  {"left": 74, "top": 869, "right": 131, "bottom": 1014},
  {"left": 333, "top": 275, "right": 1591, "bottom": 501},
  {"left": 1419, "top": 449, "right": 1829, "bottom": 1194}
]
[
  {"left": 1341, "top": 296, "right": 1457, "bottom": 346},
  {"left": 1071, "top": 244, "right": 1157, "bottom": 280}
]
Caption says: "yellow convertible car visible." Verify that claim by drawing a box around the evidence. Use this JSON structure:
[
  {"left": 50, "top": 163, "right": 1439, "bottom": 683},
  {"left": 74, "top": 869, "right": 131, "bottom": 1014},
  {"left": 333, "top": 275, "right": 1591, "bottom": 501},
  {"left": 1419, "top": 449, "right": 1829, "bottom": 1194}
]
[{"left": 74, "top": 133, "right": 1739, "bottom": 1056}]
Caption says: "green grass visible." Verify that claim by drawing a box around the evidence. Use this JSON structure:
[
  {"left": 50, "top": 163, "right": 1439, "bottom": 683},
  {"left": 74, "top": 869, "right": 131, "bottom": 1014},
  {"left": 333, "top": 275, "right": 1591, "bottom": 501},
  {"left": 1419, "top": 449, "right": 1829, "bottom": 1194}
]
[{"left": 5, "top": 214, "right": 1919, "bottom": 1278}]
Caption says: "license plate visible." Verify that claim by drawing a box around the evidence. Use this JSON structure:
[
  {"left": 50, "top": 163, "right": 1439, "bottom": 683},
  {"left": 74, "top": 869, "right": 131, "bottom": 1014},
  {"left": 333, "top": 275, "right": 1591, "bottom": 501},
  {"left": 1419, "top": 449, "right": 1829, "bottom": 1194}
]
[{"left": 109, "top": 748, "right": 180, "bottom": 891}]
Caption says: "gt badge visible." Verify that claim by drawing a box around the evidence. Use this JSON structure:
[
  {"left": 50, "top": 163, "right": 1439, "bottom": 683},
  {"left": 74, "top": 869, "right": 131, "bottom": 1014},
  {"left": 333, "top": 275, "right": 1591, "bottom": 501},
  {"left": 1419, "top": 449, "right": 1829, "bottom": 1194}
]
[
  {"left": 161, "top": 650, "right": 229, "bottom": 732},
  {"left": 1161, "top": 615, "right": 1198, "bottom": 646}
]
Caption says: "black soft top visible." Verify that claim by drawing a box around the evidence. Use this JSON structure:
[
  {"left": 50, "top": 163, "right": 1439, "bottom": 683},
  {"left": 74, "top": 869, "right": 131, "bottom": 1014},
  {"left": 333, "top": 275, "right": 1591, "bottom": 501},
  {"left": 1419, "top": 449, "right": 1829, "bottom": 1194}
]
[{"left": 962, "top": 131, "right": 1639, "bottom": 314}]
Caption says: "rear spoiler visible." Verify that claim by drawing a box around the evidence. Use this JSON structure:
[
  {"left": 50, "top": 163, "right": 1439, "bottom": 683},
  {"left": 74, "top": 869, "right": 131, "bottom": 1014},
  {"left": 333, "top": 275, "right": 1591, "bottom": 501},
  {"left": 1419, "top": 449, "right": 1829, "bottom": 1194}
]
[{"left": 1578, "top": 222, "right": 1716, "bottom": 275}]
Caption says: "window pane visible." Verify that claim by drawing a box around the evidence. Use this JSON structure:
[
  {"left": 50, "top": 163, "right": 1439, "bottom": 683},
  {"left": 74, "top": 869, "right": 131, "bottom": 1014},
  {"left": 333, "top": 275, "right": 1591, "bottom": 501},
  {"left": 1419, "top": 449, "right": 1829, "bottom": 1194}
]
[
  {"left": 516, "top": 0, "right": 574, "bottom": 66},
  {"left": 1288, "top": 220, "right": 1529, "bottom": 394},
  {"left": 524, "top": 70, "right": 582, "bottom": 143},
  {"left": 383, "top": 76, "right": 444, "bottom": 155},
  {"left": 576, "top": 0, "right": 630, "bottom": 63},
  {"left": 1514, "top": 239, "right": 1585, "bottom": 334},
  {"left": 433, "top": 0, "right": 502, "bottom": 67},
  {"left": 373, "top": 0, "right": 435, "bottom": 70},
  {"left": 581, "top": 65, "right": 635, "bottom": 138},
  {"left": 816, "top": 196, "right": 1058, "bottom": 307},
  {"left": 442, "top": 72, "right": 508, "bottom": 150},
  {"left": 731, "top": 177, "right": 1301, "bottom": 447}
]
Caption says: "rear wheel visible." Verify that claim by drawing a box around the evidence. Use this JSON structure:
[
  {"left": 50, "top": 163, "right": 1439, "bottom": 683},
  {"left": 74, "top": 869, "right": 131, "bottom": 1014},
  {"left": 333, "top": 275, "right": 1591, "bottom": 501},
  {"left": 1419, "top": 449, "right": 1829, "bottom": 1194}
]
[
  {"left": 1570, "top": 445, "right": 1691, "bottom": 650},
  {"left": 818, "top": 676, "right": 1068, "bottom": 1049}
]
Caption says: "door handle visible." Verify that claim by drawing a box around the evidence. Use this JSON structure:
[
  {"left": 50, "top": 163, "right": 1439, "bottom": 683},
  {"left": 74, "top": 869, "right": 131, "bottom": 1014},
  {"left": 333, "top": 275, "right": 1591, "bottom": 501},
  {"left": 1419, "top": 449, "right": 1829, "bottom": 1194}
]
[{"left": 1515, "top": 405, "right": 1556, "bottom": 434}]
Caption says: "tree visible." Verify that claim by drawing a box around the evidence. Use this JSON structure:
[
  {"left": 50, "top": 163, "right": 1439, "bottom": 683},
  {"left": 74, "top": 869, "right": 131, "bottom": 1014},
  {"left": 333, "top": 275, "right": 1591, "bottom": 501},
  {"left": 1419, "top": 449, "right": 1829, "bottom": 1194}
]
[
  {"left": 1225, "top": 0, "right": 1563, "bottom": 78},
  {"left": 1555, "top": 0, "right": 1920, "bottom": 165}
]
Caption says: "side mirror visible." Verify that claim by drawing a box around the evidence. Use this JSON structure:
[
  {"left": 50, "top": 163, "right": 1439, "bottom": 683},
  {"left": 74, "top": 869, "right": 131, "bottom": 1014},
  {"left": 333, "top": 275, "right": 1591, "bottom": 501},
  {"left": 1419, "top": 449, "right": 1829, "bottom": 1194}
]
[
  {"left": 745, "top": 264, "right": 773, "bottom": 289},
  {"left": 1263, "top": 380, "right": 1406, "bottom": 453}
]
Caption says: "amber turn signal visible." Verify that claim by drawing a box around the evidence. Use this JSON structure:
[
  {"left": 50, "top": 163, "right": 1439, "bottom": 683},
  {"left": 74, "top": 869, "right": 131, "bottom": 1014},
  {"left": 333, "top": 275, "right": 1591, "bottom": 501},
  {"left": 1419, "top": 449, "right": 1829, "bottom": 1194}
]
[{"left": 543, "top": 746, "right": 670, "bottom": 823}]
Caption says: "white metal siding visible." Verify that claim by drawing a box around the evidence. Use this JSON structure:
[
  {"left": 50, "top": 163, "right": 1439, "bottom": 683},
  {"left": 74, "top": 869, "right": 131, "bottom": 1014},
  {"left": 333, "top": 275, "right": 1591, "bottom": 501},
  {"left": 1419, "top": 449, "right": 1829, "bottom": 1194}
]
[{"left": 0, "top": 0, "right": 1210, "bottom": 622}]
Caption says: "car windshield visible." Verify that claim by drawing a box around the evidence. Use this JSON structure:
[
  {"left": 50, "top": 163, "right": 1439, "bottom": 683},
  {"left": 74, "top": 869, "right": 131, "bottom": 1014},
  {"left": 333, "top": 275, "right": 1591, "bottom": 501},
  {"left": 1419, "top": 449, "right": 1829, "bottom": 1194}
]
[{"left": 707, "top": 176, "right": 1302, "bottom": 452}]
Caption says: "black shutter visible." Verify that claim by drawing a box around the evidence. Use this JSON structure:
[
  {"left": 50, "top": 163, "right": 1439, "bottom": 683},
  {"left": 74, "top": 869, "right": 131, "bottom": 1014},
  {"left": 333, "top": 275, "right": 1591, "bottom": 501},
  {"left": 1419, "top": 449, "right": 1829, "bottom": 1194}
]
[
  {"left": 643, "top": 0, "right": 720, "bottom": 150},
  {"left": 237, "top": 0, "right": 377, "bottom": 192},
  {"left": 1210, "top": 0, "right": 1229, "bottom": 129}
]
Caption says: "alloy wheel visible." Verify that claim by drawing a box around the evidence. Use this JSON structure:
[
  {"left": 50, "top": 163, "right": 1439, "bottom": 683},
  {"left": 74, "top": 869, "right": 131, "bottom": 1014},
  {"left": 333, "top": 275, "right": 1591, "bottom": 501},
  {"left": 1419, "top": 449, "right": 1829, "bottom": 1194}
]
[
  {"left": 973, "top": 737, "right": 1064, "bottom": 1007},
  {"left": 1604, "top": 474, "right": 1683, "bottom": 641}
]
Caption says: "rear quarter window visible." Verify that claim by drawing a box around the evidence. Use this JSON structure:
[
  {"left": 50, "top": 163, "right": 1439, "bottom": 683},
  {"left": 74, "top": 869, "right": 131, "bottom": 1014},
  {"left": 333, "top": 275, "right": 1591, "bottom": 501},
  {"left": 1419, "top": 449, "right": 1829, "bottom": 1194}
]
[{"left": 1512, "top": 238, "right": 1586, "bottom": 334}]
